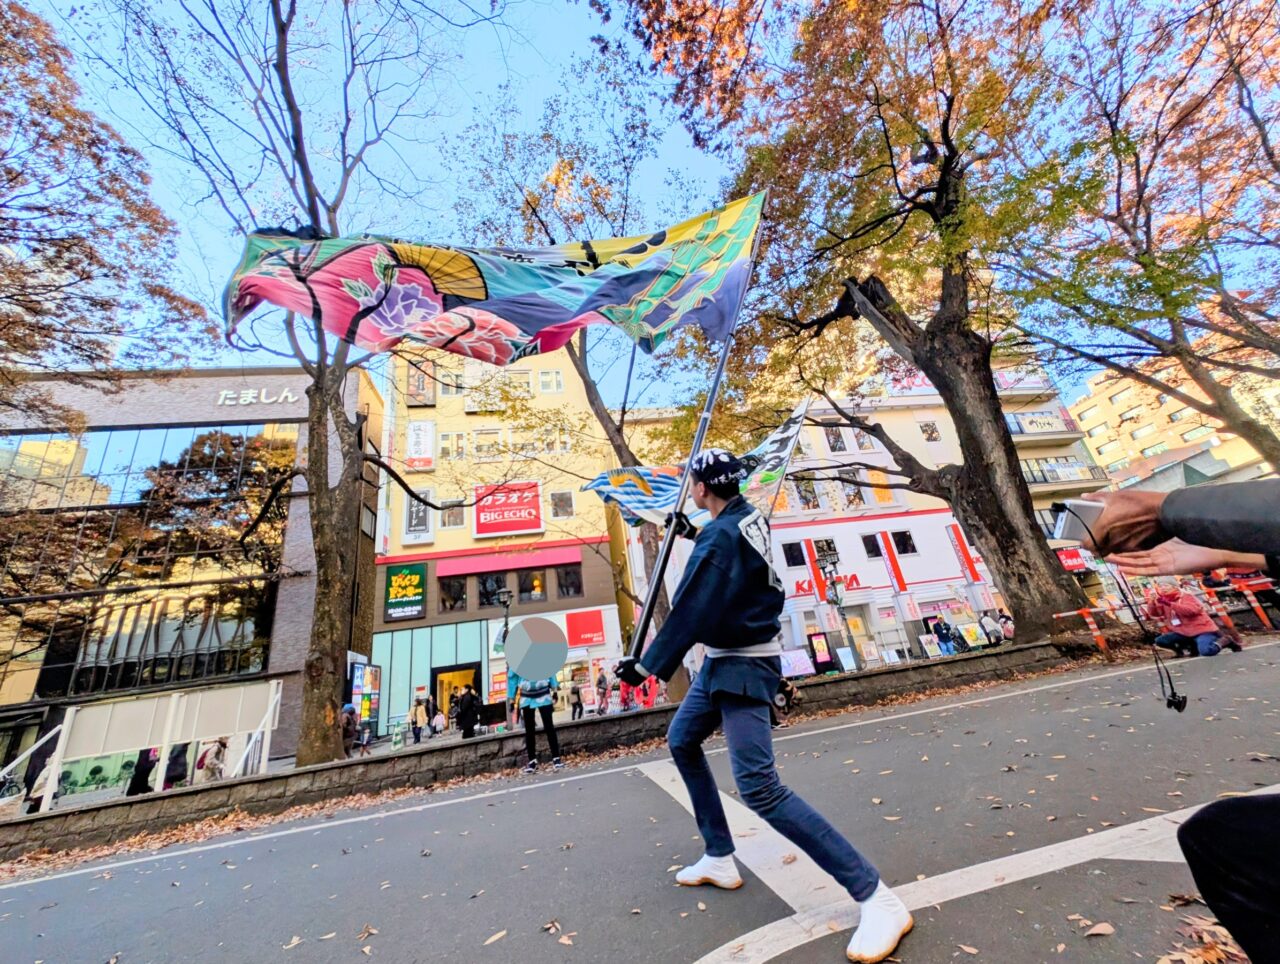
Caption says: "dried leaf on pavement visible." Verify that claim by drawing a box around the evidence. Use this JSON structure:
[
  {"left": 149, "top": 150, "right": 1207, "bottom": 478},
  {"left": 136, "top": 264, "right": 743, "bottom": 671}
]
[
  {"left": 282, "top": 936, "right": 304, "bottom": 950},
  {"left": 542, "top": 920, "right": 561, "bottom": 934},
  {"left": 782, "top": 854, "right": 797, "bottom": 865},
  {"left": 319, "top": 933, "right": 336, "bottom": 941},
  {"left": 357, "top": 924, "right": 379, "bottom": 940},
  {"left": 558, "top": 934, "right": 575, "bottom": 946},
  {"left": 698, "top": 901, "right": 707, "bottom": 912},
  {"left": 1085, "top": 923, "right": 1115, "bottom": 937},
  {"left": 484, "top": 930, "right": 507, "bottom": 946},
  {"left": 957, "top": 944, "right": 979, "bottom": 954}
]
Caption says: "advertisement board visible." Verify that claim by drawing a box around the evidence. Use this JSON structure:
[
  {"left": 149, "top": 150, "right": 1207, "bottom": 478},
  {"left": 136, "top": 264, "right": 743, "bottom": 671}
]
[
  {"left": 384, "top": 563, "right": 427, "bottom": 621},
  {"left": 405, "top": 420, "right": 436, "bottom": 471},
  {"left": 807, "top": 632, "right": 836, "bottom": 672},
  {"left": 473, "top": 481, "right": 544, "bottom": 538},
  {"left": 566, "top": 609, "right": 606, "bottom": 648}
]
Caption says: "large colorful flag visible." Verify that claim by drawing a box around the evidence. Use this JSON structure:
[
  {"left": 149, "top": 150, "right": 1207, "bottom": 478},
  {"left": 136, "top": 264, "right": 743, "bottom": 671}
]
[
  {"left": 222, "top": 194, "right": 764, "bottom": 362},
  {"left": 582, "top": 399, "right": 812, "bottom": 527}
]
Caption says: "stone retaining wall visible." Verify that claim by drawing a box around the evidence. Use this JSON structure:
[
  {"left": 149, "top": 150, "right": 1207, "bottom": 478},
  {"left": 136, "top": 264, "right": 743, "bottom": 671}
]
[{"left": 0, "top": 642, "right": 1068, "bottom": 860}]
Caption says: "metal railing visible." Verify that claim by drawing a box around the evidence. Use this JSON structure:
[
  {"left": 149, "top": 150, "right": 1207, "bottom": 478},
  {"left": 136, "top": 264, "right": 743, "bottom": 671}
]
[
  {"left": 1022, "top": 464, "right": 1110, "bottom": 486},
  {"left": 1005, "top": 415, "right": 1082, "bottom": 436}
]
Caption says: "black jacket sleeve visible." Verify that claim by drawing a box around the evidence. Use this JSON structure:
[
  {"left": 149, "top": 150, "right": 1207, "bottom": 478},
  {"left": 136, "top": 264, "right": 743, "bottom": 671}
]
[
  {"left": 640, "top": 535, "right": 730, "bottom": 682},
  {"left": 1160, "top": 480, "right": 1280, "bottom": 555}
]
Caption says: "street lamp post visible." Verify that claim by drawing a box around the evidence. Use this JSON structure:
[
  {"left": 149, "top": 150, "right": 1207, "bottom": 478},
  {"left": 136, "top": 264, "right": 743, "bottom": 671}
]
[
  {"left": 817, "top": 550, "right": 861, "bottom": 673},
  {"left": 495, "top": 588, "right": 514, "bottom": 731}
]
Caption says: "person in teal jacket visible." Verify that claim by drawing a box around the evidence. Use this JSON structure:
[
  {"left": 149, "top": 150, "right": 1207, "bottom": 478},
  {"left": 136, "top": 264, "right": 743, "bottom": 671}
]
[{"left": 510, "top": 670, "right": 563, "bottom": 774}]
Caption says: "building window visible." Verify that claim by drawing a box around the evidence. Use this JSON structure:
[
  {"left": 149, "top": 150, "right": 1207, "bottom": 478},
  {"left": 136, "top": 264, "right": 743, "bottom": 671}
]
[
  {"left": 550, "top": 491, "right": 574, "bottom": 519},
  {"left": 439, "top": 371, "right": 465, "bottom": 396},
  {"left": 814, "top": 538, "right": 838, "bottom": 560},
  {"left": 1109, "top": 387, "right": 1134, "bottom": 406},
  {"left": 1119, "top": 406, "right": 1145, "bottom": 422},
  {"left": 1156, "top": 393, "right": 1169, "bottom": 405},
  {"left": 1077, "top": 405, "right": 1099, "bottom": 422},
  {"left": 474, "top": 429, "right": 503, "bottom": 460},
  {"left": 1096, "top": 440, "right": 1121, "bottom": 455},
  {"left": 539, "top": 370, "right": 564, "bottom": 394},
  {"left": 1141, "top": 442, "right": 1170, "bottom": 457},
  {"left": 794, "top": 478, "right": 822, "bottom": 511},
  {"left": 438, "top": 576, "right": 467, "bottom": 612},
  {"left": 507, "top": 371, "right": 533, "bottom": 397},
  {"left": 1182, "top": 425, "right": 1215, "bottom": 443},
  {"left": 1130, "top": 424, "right": 1157, "bottom": 440},
  {"left": 1086, "top": 424, "right": 1109, "bottom": 438},
  {"left": 361, "top": 504, "right": 377, "bottom": 538},
  {"left": 837, "top": 469, "right": 865, "bottom": 508},
  {"left": 1035, "top": 508, "right": 1057, "bottom": 538},
  {"left": 556, "top": 564, "right": 584, "bottom": 598},
  {"left": 891, "top": 530, "right": 918, "bottom": 555},
  {"left": 1168, "top": 407, "right": 1193, "bottom": 422},
  {"left": 439, "top": 432, "right": 466, "bottom": 461},
  {"left": 917, "top": 421, "right": 942, "bottom": 442},
  {"left": 862, "top": 534, "right": 883, "bottom": 559},
  {"left": 538, "top": 427, "right": 571, "bottom": 454},
  {"left": 404, "top": 360, "right": 436, "bottom": 406},
  {"left": 781, "top": 542, "right": 806, "bottom": 568},
  {"left": 1106, "top": 458, "right": 1130, "bottom": 472},
  {"left": 854, "top": 430, "right": 876, "bottom": 452},
  {"left": 823, "top": 424, "right": 847, "bottom": 453},
  {"left": 518, "top": 569, "right": 547, "bottom": 603},
  {"left": 477, "top": 572, "right": 508, "bottom": 607},
  {"left": 440, "top": 501, "right": 465, "bottom": 528}
]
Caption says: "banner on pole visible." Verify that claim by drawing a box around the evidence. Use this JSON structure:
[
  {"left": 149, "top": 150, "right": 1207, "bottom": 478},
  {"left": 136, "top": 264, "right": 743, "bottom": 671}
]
[{"left": 225, "top": 195, "right": 764, "bottom": 360}]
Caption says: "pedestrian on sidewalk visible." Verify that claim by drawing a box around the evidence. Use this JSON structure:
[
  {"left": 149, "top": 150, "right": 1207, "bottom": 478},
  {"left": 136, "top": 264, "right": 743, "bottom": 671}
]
[
  {"left": 614, "top": 450, "right": 911, "bottom": 964},
  {"left": 456, "top": 684, "right": 481, "bottom": 740},
  {"left": 195, "top": 737, "right": 228, "bottom": 784},
  {"left": 979, "top": 612, "right": 1003, "bottom": 647},
  {"left": 595, "top": 669, "right": 609, "bottom": 716},
  {"left": 341, "top": 704, "right": 360, "bottom": 758},
  {"left": 513, "top": 671, "right": 564, "bottom": 773},
  {"left": 1085, "top": 480, "right": 1280, "bottom": 961},
  {"left": 998, "top": 611, "right": 1015, "bottom": 641},
  {"left": 409, "top": 697, "right": 429, "bottom": 744},
  {"left": 568, "top": 681, "right": 584, "bottom": 720}
]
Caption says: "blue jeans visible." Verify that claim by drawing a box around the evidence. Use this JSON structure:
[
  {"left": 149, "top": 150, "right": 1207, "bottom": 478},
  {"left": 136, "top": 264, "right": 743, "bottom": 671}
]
[
  {"left": 667, "top": 664, "right": 881, "bottom": 901},
  {"left": 1155, "top": 631, "right": 1219, "bottom": 656}
]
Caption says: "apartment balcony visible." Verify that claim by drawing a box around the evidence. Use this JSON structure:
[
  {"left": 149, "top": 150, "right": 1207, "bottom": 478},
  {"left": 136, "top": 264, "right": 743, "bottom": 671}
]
[
  {"left": 1021, "top": 463, "right": 1111, "bottom": 493},
  {"left": 1007, "top": 419, "right": 1085, "bottom": 447}
]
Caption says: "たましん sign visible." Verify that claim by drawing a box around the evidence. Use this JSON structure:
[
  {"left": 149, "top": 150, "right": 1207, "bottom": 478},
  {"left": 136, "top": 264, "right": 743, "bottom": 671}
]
[
  {"left": 384, "top": 564, "right": 426, "bottom": 621},
  {"left": 473, "top": 481, "right": 543, "bottom": 538}
]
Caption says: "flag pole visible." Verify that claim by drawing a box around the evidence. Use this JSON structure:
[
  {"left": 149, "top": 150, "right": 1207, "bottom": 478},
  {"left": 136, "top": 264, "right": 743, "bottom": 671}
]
[
  {"left": 627, "top": 196, "right": 766, "bottom": 661},
  {"left": 627, "top": 327, "right": 738, "bottom": 659}
]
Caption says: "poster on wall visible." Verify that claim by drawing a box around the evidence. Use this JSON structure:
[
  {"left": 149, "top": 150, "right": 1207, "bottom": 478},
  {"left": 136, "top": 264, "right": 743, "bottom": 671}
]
[
  {"left": 835, "top": 646, "right": 858, "bottom": 673},
  {"left": 807, "top": 632, "right": 835, "bottom": 672},
  {"left": 402, "top": 491, "right": 433, "bottom": 546},
  {"left": 363, "top": 665, "right": 382, "bottom": 729},
  {"left": 857, "top": 639, "right": 880, "bottom": 663},
  {"left": 780, "top": 649, "right": 817, "bottom": 678},
  {"left": 473, "top": 480, "right": 544, "bottom": 538},
  {"left": 919, "top": 634, "right": 943, "bottom": 658},
  {"left": 405, "top": 420, "right": 436, "bottom": 471},
  {"left": 384, "top": 563, "right": 427, "bottom": 621},
  {"left": 351, "top": 663, "right": 365, "bottom": 718},
  {"left": 566, "top": 609, "right": 606, "bottom": 648}
]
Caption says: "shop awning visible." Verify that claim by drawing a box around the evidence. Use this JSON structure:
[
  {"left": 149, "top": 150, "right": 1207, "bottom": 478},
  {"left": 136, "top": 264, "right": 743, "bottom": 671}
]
[{"left": 436, "top": 545, "right": 582, "bottom": 578}]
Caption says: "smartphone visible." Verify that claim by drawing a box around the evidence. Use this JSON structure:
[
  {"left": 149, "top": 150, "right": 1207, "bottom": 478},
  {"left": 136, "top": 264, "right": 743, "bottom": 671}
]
[{"left": 1053, "top": 499, "right": 1105, "bottom": 542}]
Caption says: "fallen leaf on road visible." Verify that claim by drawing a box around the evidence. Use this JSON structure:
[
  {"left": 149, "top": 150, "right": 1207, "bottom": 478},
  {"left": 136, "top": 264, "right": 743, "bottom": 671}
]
[
  {"left": 827, "top": 920, "right": 841, "bottom": 932},
  {"left": 558, "top": 934, "right": 575, "bottom": 946},
  {"left": 1141, "top": 808, "right": 1167, "bottom": 814},
  {"left": 1114, "top": 897, "right": 1138, "bottom": 904},
  {"left": 1055, "top": 943, "right": 1065, "bottom": 953},
  {"left": 698, "top": 901, "right": 707, "bottom": 912},
  {"left": 879, "top": 770, "right": 894, "bottom": 775},
  {"left": 872, "top": 798, "right": 883, "bottom": 805},
  {"left": 666, "top": 865, "right": 682, "bottom": 873},
  {"left": 361, "top": 946, "right": 372, "bottom": 956},
  {"left": 525, "top": 849, "right": 538, "bottom": 854},
  {"left": 484, "top": 930, "right": 507, "bottom": 946},
  {"left": 542, "top": 920, "right": 561, "bottom": 934},
  {"left": 884, "top": 816, "right": 902, "bottom": 822},
  {"left": 560, "top": 842, "right": 575, "bottom": 851},
  {"left": 470, "top": 890, "right": 484, "bottom": 899},
  {"left": 282, "top": 936, "right": 303, "bottom": 950},
  {"left": 957, "top": 944, "right": 979, "bottom": 954},
  {"left": 319, "top": 933, "right": 336, "bottom": 940},
  {"left": 1067, "top": 915, "right": 1083, "bottom": 921},
  {"left": 631, "top": 909, "right": 642, "bottom": 915},
  {"left": 1084, "top": 923, "right": 1115, "bottom": 937},
  {"left": 780, "top": 853, "right": 798, "bottom": 865},
  {"left": 1168, "top": 894, "right": 1203, "bottom": 908},
  {"left": 358, "top": 924, "right": 379, "bottom": 940},
  {"left": 420, "top": 850, "right": 431, "bottom": 857}
]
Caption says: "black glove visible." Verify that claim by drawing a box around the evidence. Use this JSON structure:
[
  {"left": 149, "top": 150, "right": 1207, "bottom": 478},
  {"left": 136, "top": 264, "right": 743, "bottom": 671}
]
[
  {"left": 664, "top": 511, "right": 698, "bottom": 540},
  {"left": 614, "top": 657, "right": 649, "bottom": 687}
]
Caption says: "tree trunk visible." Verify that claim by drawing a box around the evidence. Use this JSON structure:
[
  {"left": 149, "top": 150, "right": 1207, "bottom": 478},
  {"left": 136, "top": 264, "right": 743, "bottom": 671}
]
[
  {"left": 295, "top": 380, "right": 363, "bottom": 767},
  {"left": 921, "top": 327, "right": 1090, "bottom": 637}
]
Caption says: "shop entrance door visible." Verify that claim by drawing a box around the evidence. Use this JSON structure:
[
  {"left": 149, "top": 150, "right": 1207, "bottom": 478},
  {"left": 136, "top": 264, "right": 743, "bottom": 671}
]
[{"left": 432, "top": 663, "right": 481, "bottom": 731}]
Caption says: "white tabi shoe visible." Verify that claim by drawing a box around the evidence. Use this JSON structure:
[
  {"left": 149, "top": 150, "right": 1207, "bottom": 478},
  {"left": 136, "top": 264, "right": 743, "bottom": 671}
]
[
  {"left": 675, "top": 853, "right": 743, "bottom": 890},
  {"left": 846, "top": 880, "right": 913, "bottom": 962}
]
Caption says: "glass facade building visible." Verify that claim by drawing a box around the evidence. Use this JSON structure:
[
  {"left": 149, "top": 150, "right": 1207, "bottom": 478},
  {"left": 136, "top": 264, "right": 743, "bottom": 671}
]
[{"left": 0, "top": 423, "right": 299, "bottom": 711}]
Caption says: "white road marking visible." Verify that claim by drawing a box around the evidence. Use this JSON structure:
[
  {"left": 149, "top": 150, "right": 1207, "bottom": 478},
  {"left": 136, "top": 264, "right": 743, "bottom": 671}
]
[
  {"left": 3, "top": 645, "right": 1272, "bottom": 892},
  {"left": 639, "top": 760, "right": 833, "bottom": 913},
  {"left": 693, "top": 783, "right": 1280, "bottom": 963}
]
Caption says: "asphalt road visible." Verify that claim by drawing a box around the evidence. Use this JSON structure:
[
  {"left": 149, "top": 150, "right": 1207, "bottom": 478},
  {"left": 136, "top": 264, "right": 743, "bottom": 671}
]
[{"left": 3, "top": 641, "right": 1278, "bottom": 964}]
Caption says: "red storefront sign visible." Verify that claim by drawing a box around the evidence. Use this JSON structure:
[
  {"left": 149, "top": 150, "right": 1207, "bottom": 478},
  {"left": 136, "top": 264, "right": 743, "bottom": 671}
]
[
  {"left": 1057, "top": 547, "right": 1088, "bottom": 572},
  {"left": 473, "top": 481, "right": 544, "bottom": 538},
  {"left": 566, "top": 609, "right": 606, "bottom": 648},
  {"left": 793, "top": 573, "right": 861, "bottom": 597}
]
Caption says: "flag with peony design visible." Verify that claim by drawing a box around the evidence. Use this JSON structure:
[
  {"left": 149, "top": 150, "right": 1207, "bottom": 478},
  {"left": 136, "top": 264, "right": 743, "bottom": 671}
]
[{"left": 222, "top": 194, "right": 763, "bottom": 364}]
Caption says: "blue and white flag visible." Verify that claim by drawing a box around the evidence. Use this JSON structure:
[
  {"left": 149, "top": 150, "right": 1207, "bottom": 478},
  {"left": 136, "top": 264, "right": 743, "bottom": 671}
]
[{"left": 582, "top": 398, "right": 811, "bottom": 528}]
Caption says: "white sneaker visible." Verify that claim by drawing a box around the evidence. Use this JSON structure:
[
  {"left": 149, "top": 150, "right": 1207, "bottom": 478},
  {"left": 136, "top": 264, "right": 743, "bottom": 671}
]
[
  {"left": 846, "top": 881, "right": 913, "bottom": 962},
  {"left": 675, "top": 853, "right": 743, "bottom": 890}
]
